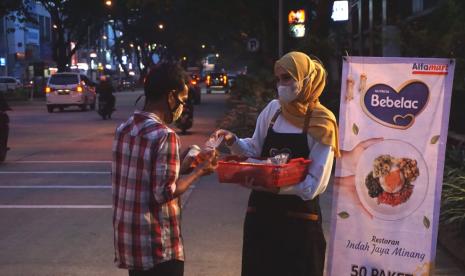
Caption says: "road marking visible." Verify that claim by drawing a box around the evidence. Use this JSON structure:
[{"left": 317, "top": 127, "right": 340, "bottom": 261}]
[
  {"left": 0, "top": 171, "right": 110, "bottom": 174},
  {"left": 0, "top": 205, "right": 112, "bottom": 209},
  {"left": 6, "top": 161, "right": 111, "bottom": 164},
  {"left": 0, "top": 185, "right": 111, "bottom": 189}
]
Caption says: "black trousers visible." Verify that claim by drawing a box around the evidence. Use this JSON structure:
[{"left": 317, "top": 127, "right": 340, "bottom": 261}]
[{"left": 128, "top": 260, "right": 184, "bottom": 276}]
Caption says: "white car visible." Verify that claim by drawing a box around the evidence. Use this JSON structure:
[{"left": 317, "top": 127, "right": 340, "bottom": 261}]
[
  {"left": 45, "top": 73, "right": 96, "bottom": 113},
  {"left": 0, "top": 77, "right": 22, "bottom": 93}
]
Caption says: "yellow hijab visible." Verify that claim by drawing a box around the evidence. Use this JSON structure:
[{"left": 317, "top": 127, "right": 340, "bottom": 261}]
[{"left": 275, "top": 51, "right": 340, "bottom": 157}]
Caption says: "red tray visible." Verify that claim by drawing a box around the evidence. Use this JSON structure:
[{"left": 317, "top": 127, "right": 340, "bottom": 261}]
[{"left": 217, "top": 155, "right": 311, "bottom": 188}]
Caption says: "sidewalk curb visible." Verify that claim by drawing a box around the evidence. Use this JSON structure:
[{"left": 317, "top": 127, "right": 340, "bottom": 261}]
[{"left": 8, "top": 98, "right": 45, "bottom": 106}]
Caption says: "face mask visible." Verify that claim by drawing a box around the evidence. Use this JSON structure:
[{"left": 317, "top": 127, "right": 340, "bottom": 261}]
[
  {"left": 277, "top": 81, "right": 299, "bottom": 103},
  {"left": 168, "top": 92, "right": 184, "bottom": 121},
  {"left": 172, "top": 104, "right": 183, "bottom": 121}
]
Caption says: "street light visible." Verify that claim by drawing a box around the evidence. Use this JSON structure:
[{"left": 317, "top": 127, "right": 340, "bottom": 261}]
[
  {"left": 201, "top": 44, "right": 206, "bottom": 49},
  {"left": 215, "top": 53, "right": 220, "bottom": 58},
  {"left": 105, "top": 0, "right": 112, "bottom": 7},
  {"left": 158, "top": 24, "right": 164, "bottom": 30},
  {"left": 52, "top": 24, "right": 58, "bottom": 29}
]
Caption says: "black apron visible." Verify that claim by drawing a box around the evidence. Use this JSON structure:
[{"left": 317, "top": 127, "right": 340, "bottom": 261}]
[{"left": 241, "top": 109, "right": 326, "bottom": 276}]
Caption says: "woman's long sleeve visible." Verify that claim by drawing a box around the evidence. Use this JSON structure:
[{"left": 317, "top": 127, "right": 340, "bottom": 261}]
[
  {"left": 279, "top": 142, "right": 334, "bottom": 200},
  {"left": 227, "top": 99, "right": 335, "bottom": 200},
  {"left": 229, "top": 101, "right": 277, "bottom": 157}
]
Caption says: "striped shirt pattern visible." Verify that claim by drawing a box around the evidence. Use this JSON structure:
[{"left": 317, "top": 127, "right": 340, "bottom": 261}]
[{"left": 112, "top": 111, "right": 183, "bottom": 270}]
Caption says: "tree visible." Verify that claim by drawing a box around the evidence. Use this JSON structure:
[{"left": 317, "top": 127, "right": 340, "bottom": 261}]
[
  {"left": 0, "top": 0, "right": 29, "bottom": 18},
  {"left": 400, "top": 0, "right": 465, "bottom": 133},
  {"left": 36, "top": 0, "right": 106, "bottom": 72},
  {"left": 1, "top": 0, "right": 36, "bottom": 34},
  {"left": 400, "top": 0, "right": 465, "bottom": 89},
  {"left": 94, "top": 0, "right": 335, "bottom": 77},
  {"left": 165, "top": 0, "right": 334, "bottom": 72}
]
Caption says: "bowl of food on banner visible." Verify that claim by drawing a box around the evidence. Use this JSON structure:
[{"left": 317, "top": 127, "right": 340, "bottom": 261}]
[{"left": 355, "top": 139, "right": 428, "bottom": 220}]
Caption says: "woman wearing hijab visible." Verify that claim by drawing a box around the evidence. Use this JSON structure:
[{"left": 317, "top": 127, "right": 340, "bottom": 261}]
[{"left": 214, "top": 51, "right": 339, "bottom": 276}]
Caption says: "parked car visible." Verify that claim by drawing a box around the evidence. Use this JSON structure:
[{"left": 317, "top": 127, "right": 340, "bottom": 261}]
[
  {"left": 205, "top": 72, "right": 229, "bottom": 93},
  {"left": 117, "top": 76, "right": 137, "bottom": 91},
  {"left": 0, "top": 77, "right": 22, "bottom": 93},
  {"left": 45, "top": 73, "right": 96, "bottom": 113}
]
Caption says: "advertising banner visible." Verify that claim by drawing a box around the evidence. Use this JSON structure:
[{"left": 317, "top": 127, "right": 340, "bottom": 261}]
[{"left": 327, "top": 57, "right": 455, "bottom": 276}]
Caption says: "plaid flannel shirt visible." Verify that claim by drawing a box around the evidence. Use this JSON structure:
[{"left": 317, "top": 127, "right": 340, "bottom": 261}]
[{"left": 112, "top": 111, "right": 183, "bottom": 270}]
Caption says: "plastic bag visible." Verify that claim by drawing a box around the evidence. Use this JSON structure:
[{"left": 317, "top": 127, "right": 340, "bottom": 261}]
[
  {"left": 242, "top": 153, "right": 290, "bottom": 165},
  {"left": 204, "top": 135, "right": 224, "bottom": 150}
]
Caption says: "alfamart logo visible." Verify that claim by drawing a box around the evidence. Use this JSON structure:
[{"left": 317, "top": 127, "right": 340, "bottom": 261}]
[{"left": 412, "top": 63, "right": 448, "bottom": 75}]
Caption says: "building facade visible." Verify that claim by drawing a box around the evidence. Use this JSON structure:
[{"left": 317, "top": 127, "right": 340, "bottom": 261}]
[
  {"left": 0, "top": 1, "right": 53, "bottom": 80},
  {"left": 348, "top": 0, "right": 440, "bottom": 57}
]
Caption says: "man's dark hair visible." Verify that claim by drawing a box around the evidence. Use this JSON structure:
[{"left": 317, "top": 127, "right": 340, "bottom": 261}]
[{"left": 144, "top": 62, "right": 187, "bottom": 102}]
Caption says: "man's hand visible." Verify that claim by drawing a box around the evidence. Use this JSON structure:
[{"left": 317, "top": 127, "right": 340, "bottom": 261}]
[{"left": 195, "top": 149, "right": 219, "bottom": 176}]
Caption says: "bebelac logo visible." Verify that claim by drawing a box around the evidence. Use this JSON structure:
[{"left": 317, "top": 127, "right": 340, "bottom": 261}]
[{"left": 361, "top": 81, "right": 429, "bottom": 129}]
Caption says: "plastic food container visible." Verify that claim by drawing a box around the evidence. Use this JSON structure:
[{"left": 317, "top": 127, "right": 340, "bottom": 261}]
[{"left": 217, "top": 155, "right": 311, "bottom": 188}]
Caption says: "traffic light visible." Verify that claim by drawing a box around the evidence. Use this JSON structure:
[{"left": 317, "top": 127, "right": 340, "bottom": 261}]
[{"left": 288, "top": 9, "right": 306, "bottom": 38}]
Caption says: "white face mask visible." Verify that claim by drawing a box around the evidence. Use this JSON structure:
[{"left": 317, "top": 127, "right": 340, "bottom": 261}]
[
  {"left": 277, "top": 81, "right": 299, "bottom": 103},
  {"left": 168, "top": 91, "right": 184, "bottom": 122},
  {"left": 172, "top": 104, "right": 183, "bottom": 121}
]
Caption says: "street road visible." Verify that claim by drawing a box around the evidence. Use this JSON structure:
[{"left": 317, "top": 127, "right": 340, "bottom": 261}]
[
  {"left": 0, "top": 90, "right": 463, "bottom": 275},
  {"left": 0, "top": 90, "right": 245, "bottom": 276}
]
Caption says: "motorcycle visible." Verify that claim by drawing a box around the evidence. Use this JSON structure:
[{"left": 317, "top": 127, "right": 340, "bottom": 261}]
[
  {"left": 96, "top": 77, "right": 116, "bottom": 120},
  {"left": 175, "top": 87, "right": 194, "bottom": 134},
  {"left": 97, "top": 95, "right": 115, "bottom": 120}
]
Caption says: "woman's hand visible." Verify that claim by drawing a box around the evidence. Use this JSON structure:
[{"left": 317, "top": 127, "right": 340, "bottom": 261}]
[
  {"left": 333, "top": 137, "right": 384, "bottom": 219},
  {"left": 340, "top": 137, "right": 383, "bottom": 175},
  {"left": 212, "top": 129, "right": 237, "bottom": 146},
  {"left": 333, "top": 175, "right": 373, "bottom": 219}
]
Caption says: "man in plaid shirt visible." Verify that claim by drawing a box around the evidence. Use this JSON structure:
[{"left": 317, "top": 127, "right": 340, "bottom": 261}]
[{"left": 112, "top": 63, "right": 217, "bottom": 276}]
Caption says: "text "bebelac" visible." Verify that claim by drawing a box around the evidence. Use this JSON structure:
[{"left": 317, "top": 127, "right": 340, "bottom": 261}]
[{"left": 371, "top": 94, "right": 419, "bottom": 109}]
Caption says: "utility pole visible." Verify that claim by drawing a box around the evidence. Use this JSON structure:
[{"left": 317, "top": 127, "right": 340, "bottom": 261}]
[
  {"left": 278, "top": 0, "right": 283, "bottom": 58},
  {"left": 3, "top": 17, "right": 9, "bottom": 76}
]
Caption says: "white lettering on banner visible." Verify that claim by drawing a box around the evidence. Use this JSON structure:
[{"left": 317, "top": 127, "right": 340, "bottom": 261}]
[{"left": 370, "top": 94, "right": 419, "bottom": 109}]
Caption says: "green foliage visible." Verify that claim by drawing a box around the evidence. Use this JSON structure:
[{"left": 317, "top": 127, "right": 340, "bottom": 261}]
[
  {"left": 36, "top": 0, "right": 107, "bottom": 71},
  {"left": 218, "top": 72, "right": 275, "bottom": 137},
  {"left": 0, "top": 0, "right": 30, "bottom": 19},
  {"left": 441, "top": 145, "right": 465, "bottom": 232},
  {"left": 4, "top": 88, "right": 31, "bottom": 101}
]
